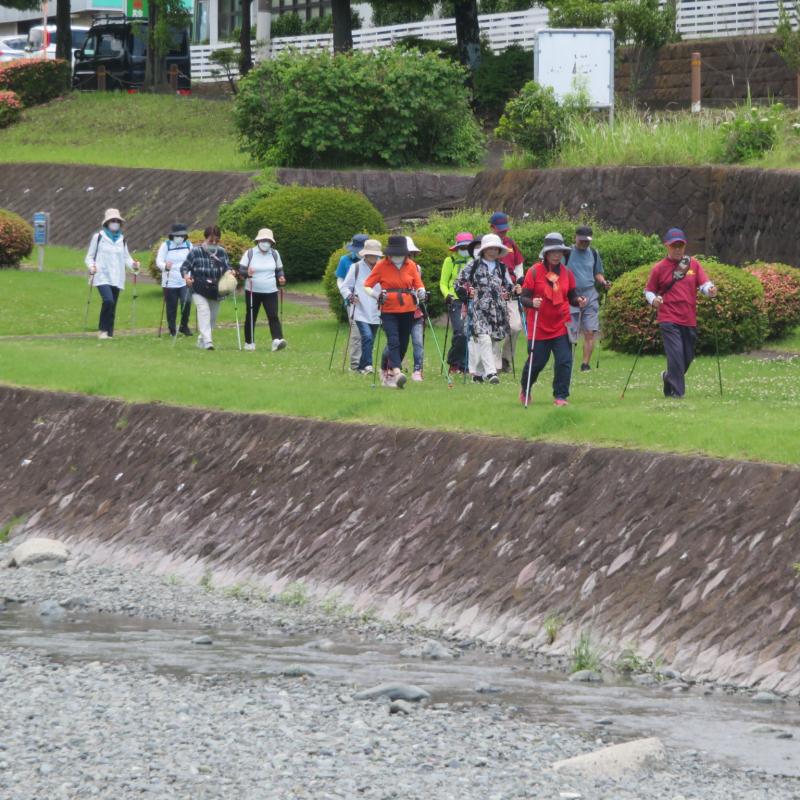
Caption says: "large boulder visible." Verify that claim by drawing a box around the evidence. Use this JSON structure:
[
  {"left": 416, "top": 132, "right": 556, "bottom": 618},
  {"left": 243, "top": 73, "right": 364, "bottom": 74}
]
[
  {"left": 551, "top": 737, "right": 667, "bottom": 780},
  {"left": 7, "top": 537, "right": 68, "bottom": 567}
]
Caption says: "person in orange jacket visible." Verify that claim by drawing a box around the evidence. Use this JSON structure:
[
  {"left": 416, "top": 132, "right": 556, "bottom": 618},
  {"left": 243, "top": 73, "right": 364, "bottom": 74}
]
[{"left": 363, "top": 235, "right": 426, "bottom": 389}]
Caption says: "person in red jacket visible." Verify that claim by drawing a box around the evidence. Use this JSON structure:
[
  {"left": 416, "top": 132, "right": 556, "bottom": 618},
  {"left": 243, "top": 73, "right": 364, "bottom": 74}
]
[
  {"left": 519, "top": 233, "right": 587, "bottom": 406},
  {"left": 645, "top": 228, "right": 717, "bottom": 398},
  {"left": 363, "top": 235, "right": 426, "bottom": 389}
]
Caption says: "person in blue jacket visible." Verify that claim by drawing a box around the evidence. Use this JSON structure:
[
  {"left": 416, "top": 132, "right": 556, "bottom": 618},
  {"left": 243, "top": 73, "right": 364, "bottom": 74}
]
[{"left": 335, "top": 233, "right": 370, "bottom": 371}]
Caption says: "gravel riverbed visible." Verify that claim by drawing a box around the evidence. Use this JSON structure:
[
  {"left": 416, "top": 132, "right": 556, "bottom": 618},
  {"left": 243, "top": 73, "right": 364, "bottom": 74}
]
[{"left": 2, "top": 542, "right": 799, "bottom": 800}]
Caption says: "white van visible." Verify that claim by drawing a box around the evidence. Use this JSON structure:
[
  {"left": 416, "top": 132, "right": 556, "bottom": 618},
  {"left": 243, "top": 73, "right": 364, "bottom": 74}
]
[{"left": 26, "top": 25, "right": 90, "bottom": 66}]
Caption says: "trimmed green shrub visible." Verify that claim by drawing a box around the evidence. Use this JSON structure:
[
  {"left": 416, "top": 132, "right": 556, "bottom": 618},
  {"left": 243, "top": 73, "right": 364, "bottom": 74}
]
[
  {"left": 323, "top": 233, "right": 451, "bottom": 322},
  {"left": 240, "top": 186, "right": 385, "bottom": 282},
  {"left": 0, "top": 90, "right": 22, "bottom": 128},
  {"left": 395, "top": 35, "right": 459, "bottom": 60},
  {"left": 473, "top": 45, "right": 533, "bottom": 121},
  {"left": 495, "top": 81, "right": 565, "bottom": 166},
  {"left": 0, "top": 58, "right": 71, "bottom": 106},
  {"left": 720, "top": 104, "right": 782, "bottom": 164},
  {"left": 590, "top": 230, "right": 664, "bottom": 282},
  {"left": 146, "top": 229, "right": 251, "bottom": 283},
  {"left": 218, "top": 171, "right": 280, "bottom": 234},
  {"left": 746, "top": 262, "right": 800, "bottom": 339},
  {"left": 271, "top": 12, "right": 302, "bottom": 36},
  {"left": 546, "top": 0, "right": 608, "bottom": 28},
  {"left": 603, "top": 261, "right": 768, "bottom": 355},
  {"left": 0, "top": 208, "right": 34, "bottom": 268},
  {"left": 234, "top": 48, "right": 485, "bottom": 168}
]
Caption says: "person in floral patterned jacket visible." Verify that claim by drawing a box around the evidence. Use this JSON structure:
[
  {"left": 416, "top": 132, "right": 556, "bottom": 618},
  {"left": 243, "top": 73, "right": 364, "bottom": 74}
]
[{"left": 454, "top": 233, "right": 514, "bottom": 384}]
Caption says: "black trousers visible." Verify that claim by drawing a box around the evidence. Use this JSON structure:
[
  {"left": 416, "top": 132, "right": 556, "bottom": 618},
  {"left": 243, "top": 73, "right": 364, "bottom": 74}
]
[
  {"left": 660, "top": 322, "right": 697, "bottom": 398},
  {"left": 165, "top": 286, "right": 191, "bottom": 335},
  {"left": 520, "top": 333, "right": 573, "bottom": 400},
  {"left": 244, "top": 290, "right": 282, "bottom": 343}
]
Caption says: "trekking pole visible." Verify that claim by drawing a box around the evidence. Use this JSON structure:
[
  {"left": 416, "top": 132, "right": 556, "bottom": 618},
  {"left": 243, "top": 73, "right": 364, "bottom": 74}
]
[
  {"left": 596, "top": 288, "right": 606, "bottom": 370},
  {"left": 157, "top": 288, "right": 166, "bottom": 338},
  {"left": 523, "top": 310, "right": 539, "bottom": 408},
  {"left": 713, "top": 300, "right": 723, "bottom": 398},
  {"left": 341, "top": 300, "right": 356, "bottom": 373},
  {"left": 620, "top": 308, "right": 656, "bottom": 400},
  {"left": 440, "top": 299, "right": 451, "bottom": 375},
  {"left": 421, "top": 300, "right": 453, "bottom": 388},
  {"left": 232, "top": 283, "right": 242, "bottom": 351},
  {"left": 83, "top": 271, "right": 95, "bottom": 332},
  {"left": 371, "top": 320, "right": 383, "bottom": 389},
  {"left": 248, "top": 280, "right": 254, "bottom": 347},
  {"left": 328, "top": 303, "right": 344, "bottom": 371},
  {"left": 130, "top": 272, "right": 138, "bottom": 332},
  {"left": 280, "top": 287, "right": 284, "bottom": 327},
  {"left": 463, "top": 298, "right": 472, "bottom": 385}
]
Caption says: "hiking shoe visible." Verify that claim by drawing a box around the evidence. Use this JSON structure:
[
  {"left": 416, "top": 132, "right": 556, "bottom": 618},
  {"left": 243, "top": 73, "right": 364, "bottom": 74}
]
[
  {"left": 205, "top": 342, "right": 214, "bottom": 351},
  {"left": 244, "top": 343, "right": 256, "bottom": 351},
  {"left": 272, "top": 338, "right": 287, "bottom": 351},
  {"left": 580, "top": 362, "right": 591, "bottom": 372},
  {"left": 394, "top": 370, "right": 407, "bottom": 389},
  {"left": 448, "top": 365, "right": 463, "bottom": 375},
  {"left": 359, "top": 365, "right": 374, "bottom": 375},
  {"left": 412, "top": 370, "right": 423, "bottom": 382},
  {"left": 98, "top": 331, "right": 110, "bottom": 340},
  {"left": 179, "top": 325, "right": 192, "bottom": 336},
  {"left": 500, "top": 358, "right": 512, "bottom": 374},
  {"left": 487, "top": 373, "right": 500, "bottom": 385},
  {"left": 519, "top": 390, "right": 530, "bottom": 405},
  {"left": 197, "top": 335, "right": 205, "bottom": 349},
  {"left": 471, "top": 375, "right": 484, "bottom": 384},
  {"left": 553, "top": 398, "right": 568, "bottom": 406}
]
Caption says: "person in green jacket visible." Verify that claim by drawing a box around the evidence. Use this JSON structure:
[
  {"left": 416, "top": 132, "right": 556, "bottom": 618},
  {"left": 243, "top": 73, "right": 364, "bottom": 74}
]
[{"left": 440, "top": 231, "right": 475, "bottom": 373}]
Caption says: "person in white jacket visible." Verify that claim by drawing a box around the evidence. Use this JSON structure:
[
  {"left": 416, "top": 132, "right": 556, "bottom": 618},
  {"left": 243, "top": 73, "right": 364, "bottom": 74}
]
[
  {"left": 155, "top": 222, "right": 193, "bottom": 337},
  {"left": 238, "top": 227, "right": 287, "bottom": 352},
  {"left": 339, "top": 238, "right": 382, "bottom": 373},
  {"left": 85, "top": 208, "right": 140, "bottom": 339}
]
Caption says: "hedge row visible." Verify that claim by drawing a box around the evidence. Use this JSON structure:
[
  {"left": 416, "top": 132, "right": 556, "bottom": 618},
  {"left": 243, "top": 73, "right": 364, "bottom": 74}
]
[
  {"left": 0, "top": 209, "right": 34, "bottom": 268},
  {"left": 746, "top": 263, "right": 800, "bottom": 340},
  {"left": 0, "top": 90, "right": 22, "bottom": 128},
  {"left": 0, "top": 58, "right": 70, "bottom": 106}
]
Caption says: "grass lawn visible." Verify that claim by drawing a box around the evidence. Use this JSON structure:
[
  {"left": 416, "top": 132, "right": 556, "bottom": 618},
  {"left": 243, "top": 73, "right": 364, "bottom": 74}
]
[
  {"left": 21, "top": 244, "right": 152, "bottom": 273},
  {"left": 1, "top": 271, "right": 799, "bottom": 465},
  {"left": 0, "top": 93, "right": 254, "bottom": 172}
]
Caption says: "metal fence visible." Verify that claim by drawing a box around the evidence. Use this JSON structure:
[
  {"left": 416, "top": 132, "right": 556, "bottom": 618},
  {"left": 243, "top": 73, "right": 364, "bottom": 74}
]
[{"left": 675, "top": 0, "right": 787, "bottom": 39}]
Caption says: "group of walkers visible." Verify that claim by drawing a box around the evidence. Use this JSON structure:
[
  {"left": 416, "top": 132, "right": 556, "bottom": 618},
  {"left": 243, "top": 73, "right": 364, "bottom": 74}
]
[{"left": 85, "top": 207, "right": 717, "bottom": 402}]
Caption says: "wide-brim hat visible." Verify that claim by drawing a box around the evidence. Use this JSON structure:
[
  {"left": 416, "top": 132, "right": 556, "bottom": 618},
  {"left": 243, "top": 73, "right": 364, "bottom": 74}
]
[
  {"left": 449, "top": 231, "right": 475, "bottom": 251},
  {"left": 169, "top": 223, "right": 188, "bottom": 238},
  {"left": 348, "top": 233, "right": 370, "bottom": 253},
  {"left": 384, "top": 235, "right": 410, "bottom": 257},
  {"left": 358, "top": 238, "right": 383, "bottom": 259},
  {"left": 254, "top": 228, "right": 275, "bottom": 244},
  {"left": 475, "top": 233, "right": 510, "bottom": 259},
  {"left": 539, "top": 232, "right": 571, "bottom": 260},
  {"left": 103, "top": 208, "right": 124, "bottom": 225},
  {"left": 405, "top": 236, "right": 421, "bottom": 254}
]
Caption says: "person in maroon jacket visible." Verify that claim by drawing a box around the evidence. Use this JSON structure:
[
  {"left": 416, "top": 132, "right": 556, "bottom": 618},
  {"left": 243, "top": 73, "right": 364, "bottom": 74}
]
[
  {"left": 645, "top": 228, "right": 717, "bottom": 398},
  {"left": 519, "top": 232, "right": 587, "bottom": 406}
]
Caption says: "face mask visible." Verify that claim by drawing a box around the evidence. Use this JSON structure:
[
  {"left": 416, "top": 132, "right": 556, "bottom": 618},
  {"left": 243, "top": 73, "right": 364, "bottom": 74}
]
[
  {"left": 457, "top": 248, "right": 469, "bottom": 258},
  {"left": 107, "top": 222, "right": 121, "bottom": 232},
  {"left": 390, "top": 256, "right": 405, "bottom": 267},
  {"left": 173, "top": 236, "right": 185, "bottom": 246},
  {"left": 258, "top": 242, "right": 272, "bottom": 253}
]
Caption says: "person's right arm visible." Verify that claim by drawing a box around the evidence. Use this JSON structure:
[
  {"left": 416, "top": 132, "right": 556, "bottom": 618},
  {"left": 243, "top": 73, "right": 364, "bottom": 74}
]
[
  {"left": 85, "top": 234, "right": 99, "bottom": 274},
  {"left": 644, "top": 265, "right": 662, "bottom": 308},
  {"left": 340, "top": 263, "right": 357, "bottom": 302},
  {"left": 519, "top": 267, "right": 542, "bottom": 309},
  {"left": 156, "top": 242, "right": 168, "bottom": 271},
  {"left": 439, "top": 257, "right": 453, "bottom": 298},
  {"left": 238, "top": 250, "right": 250, "bottom": 279}
]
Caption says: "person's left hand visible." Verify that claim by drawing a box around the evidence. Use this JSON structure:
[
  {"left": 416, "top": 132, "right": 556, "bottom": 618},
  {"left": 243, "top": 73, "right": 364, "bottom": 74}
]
[
  {"left": 278, "top": 276, "right": 286, "bottom": 286},
  {"left": 132, "top": 261, "right": 141, "bottom": 274},
  {"left": 513, "top": 284, "right": 522, "bottom": 295},
  {"left": 708, "top": 286, "right": 718, "bottom": 299},
  {"left": 578, "top": 295, "right": 588, "bottom": 308}
]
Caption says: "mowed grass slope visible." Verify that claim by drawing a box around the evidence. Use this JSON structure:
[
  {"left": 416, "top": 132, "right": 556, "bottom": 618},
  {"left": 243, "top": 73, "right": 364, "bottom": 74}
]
[
  {"left": 1, "top": 270, "right": 799, "bottom": 464},
  {"left": 0, "top": 93, "right": 252, "bottom": 172}
]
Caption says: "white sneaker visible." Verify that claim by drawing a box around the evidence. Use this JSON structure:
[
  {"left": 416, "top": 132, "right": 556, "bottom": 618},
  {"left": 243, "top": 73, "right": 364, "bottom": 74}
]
[
  {"left": 362, "top": 365, "right": 374, "bottom": 374},
  {"left": 98, "top": 331, "right": 109, "bottom": 340},
  {"left": 197, "top": 335, "right": 205, "bottom": 349},
  {"left": 412, "top": 370, "right": 423, "bottom": 382},
  {"left": 272, "top": 338, "right": 287, "bottom": 352},
  {"left": 244, "top": 342, "right": 256, "bottom": 351}
]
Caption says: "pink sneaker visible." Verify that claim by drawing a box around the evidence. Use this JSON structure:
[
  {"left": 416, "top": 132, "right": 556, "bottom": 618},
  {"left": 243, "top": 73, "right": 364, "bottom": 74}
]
[
  {"left": 553, "top": 398, "right": 569, "bottom": 407},
  {"left": 519, "top": 391, "right": 528, "bottom": 406},
  {"left": 412, "top": 370, "right": 423, "bottom": 382}
]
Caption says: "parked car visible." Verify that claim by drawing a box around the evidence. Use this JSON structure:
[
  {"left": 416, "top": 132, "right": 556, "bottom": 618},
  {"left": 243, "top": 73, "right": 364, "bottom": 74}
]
[
  {"left": 26, "top": 24, "right": 90, "bottom": 66},
  {"left": 0, "top": 35, "right": 28, "bottom": 63},
  {"left": 72, "top": 15, "right": 190, "bottom": 92}
]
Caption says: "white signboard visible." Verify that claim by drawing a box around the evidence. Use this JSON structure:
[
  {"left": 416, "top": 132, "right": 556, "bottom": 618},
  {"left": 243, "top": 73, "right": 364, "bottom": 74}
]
[{"left": 534, "top": 28, "right": 614, "bottom": 109}]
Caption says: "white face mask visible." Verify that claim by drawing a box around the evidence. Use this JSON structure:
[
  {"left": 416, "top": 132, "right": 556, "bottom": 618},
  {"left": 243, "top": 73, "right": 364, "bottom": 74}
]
[
  {"left": 457, "top": 248, "right": 469, "bottom": 258},
  {"left": 258, "top": 242, "right": 272, "bottom": 253},
  {"left": 107, "top": 222, "right": 121, "bottom": 232},
  {"left": 173, "top": 236, "right": 185, "bottom": 245},
  {"left": 390, "top": 256, "right": 405, "bottom": 267}
]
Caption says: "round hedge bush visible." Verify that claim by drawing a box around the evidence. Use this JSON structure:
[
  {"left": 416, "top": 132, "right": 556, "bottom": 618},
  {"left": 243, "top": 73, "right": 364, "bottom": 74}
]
[
  {"left": 146, "top": 229, "right": 251, "bottom": 283},
  {"left": 0, "top": 90, "right": 22, "bottom": 129},
  {"left": 745, "top": 263, "right": 800, "bottom": 340},
  {"left": 241, "top": 186, "right": 385, "bottom": 282},
  {"left": 323, "top": 233, "right": 451, "bottom": 323},
  {"left": 0, "top": 208, "right": 34, "bottom": 268},
  {"left": 603, "top": 261, "right": 768, "bottom": 355}
]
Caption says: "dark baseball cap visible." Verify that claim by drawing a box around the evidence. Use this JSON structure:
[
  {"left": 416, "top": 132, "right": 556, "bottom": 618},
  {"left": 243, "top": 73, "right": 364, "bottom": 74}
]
[
  {"left": 663, "top": 228, "right": 687, "bottom": 245},
  {"left": 576, "top": 225, "right": 593, "bottom": 241},
  {"left": 489, "top": 211, "right": 509, "bottom": 231}
]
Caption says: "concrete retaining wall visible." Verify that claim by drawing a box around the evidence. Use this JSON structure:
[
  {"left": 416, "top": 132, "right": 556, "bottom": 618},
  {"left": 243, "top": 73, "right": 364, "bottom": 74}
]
[
  {"left": 2, "top": 387, "right": 799, "bottom": 692},
  {"left": 468, "top": 166, "right": 800, "bottom": 266}
]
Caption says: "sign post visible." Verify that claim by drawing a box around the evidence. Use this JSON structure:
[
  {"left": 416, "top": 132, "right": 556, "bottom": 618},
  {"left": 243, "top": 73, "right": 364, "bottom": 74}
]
[{"left": 33, "top": 211, "right": 49, "bottom": 272}]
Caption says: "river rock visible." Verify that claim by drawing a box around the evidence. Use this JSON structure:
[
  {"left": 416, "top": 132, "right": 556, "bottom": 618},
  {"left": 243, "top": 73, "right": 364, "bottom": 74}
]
[
  {"left": 38, "top": 599, "right": 65, "bottom": 618},
  {"left": 305, "top": 638, "right": 335, "bottom": 651},
  {"left": 656, "top": 667, "right": 683, "bottom": 681},
  {"left": 632, "top": 673, "right": 659, "bottom": 687},
  {"left": 389, "top": 699, "right": 414, "bottom": 715},
  {"left": 8, "top": 538, "right": 68, "bottom": 567},
  {"left": 280, "top": 665, "right": 315, "bottom": 678},
  {"left": 551, "top": 736, "right": 667, "bottom": 779},
  {"left": 399, "top": 639, "right": 454, "bottom": 660},
  {"left": 192, "top": 635, "right": 213, "bottom": 645},
  {"left": 750, "top": 724, "right": 789, "bottom": 734},
  {"left": 568, "top": 670, "right": 602, "bottom": 683},
  {"left": 752, "top": 691, "right": 779, "bottom": 704},
  {"left": 475, "top": 682, "right": 503, "bottom": 694},
  {"left": 353, "top": 683, "right": 431, "bottom": 702}
]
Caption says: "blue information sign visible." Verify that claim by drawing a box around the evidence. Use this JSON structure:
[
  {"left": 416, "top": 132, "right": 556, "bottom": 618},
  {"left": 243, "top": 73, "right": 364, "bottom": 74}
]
[{"left": 33, "top": 212, "right": 49, "bottom": 246}]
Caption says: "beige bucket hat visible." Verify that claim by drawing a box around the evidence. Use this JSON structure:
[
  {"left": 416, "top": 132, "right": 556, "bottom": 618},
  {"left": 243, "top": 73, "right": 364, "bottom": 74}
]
[
  {"left": 254, "top": 228, "right": 275, "bottom": 243},
  {"left": 475, "top": 233, "right": 510, "bottom": 258},
  {"left": 102, "top": 208, "right": 124, "bottom": 225},
  {"left": 358, "top": 238, "right": 383, "bottom": 258}
]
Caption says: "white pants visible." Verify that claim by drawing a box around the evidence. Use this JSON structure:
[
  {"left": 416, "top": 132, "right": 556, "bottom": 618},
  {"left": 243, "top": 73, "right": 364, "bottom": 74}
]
[
  {"left": 193, "top": 293, "right": 220, "bottom": 347},
  {"left": 469, "top": 334, "right": 502, "bottom": 378},
  {"left": 348, "top": 320, "right": 362, "bottom": 370},
  {"left": 501, "top": 299, "right": 522, "bottom": 367}
]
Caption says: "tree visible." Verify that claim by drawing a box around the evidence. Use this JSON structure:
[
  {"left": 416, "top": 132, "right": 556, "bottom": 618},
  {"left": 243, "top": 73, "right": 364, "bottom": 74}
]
[
  {"left": 144, "top": 0, "right": 191, "bottom": 89},
  {"left": 453, "top": 0, "right": 480, "bottom": 69},
  {"left": 545, "top": 0, "right": 608, "bottom": 28},
  {"left": 331, "top": 0, "right": 353, "bottom": 52},
  {"left": 368, "top": 0, "right": 433, "bottom": 26},
  {"left": 56, "top": 0, "right": 71, "bottom": 62},
  {"left": 0, "top": 0, "right": 39, "bottom": 8},
  {"left": 239, "top": 0, "right": 252, "bottom": 75},
  {"left": 776, "top": 0, "right": 800, "bottom": 107}
]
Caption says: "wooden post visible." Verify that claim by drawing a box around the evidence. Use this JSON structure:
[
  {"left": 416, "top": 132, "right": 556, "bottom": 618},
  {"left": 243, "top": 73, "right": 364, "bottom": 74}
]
[
  {"left": 97, "top": 65, "right": 106, "bottom": 91},
  {"left": 169, "top": 64, "right": 178, "bottom": 92},
  {"left": 691, "top": 51, "right": 701, "bottom": 113}
]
